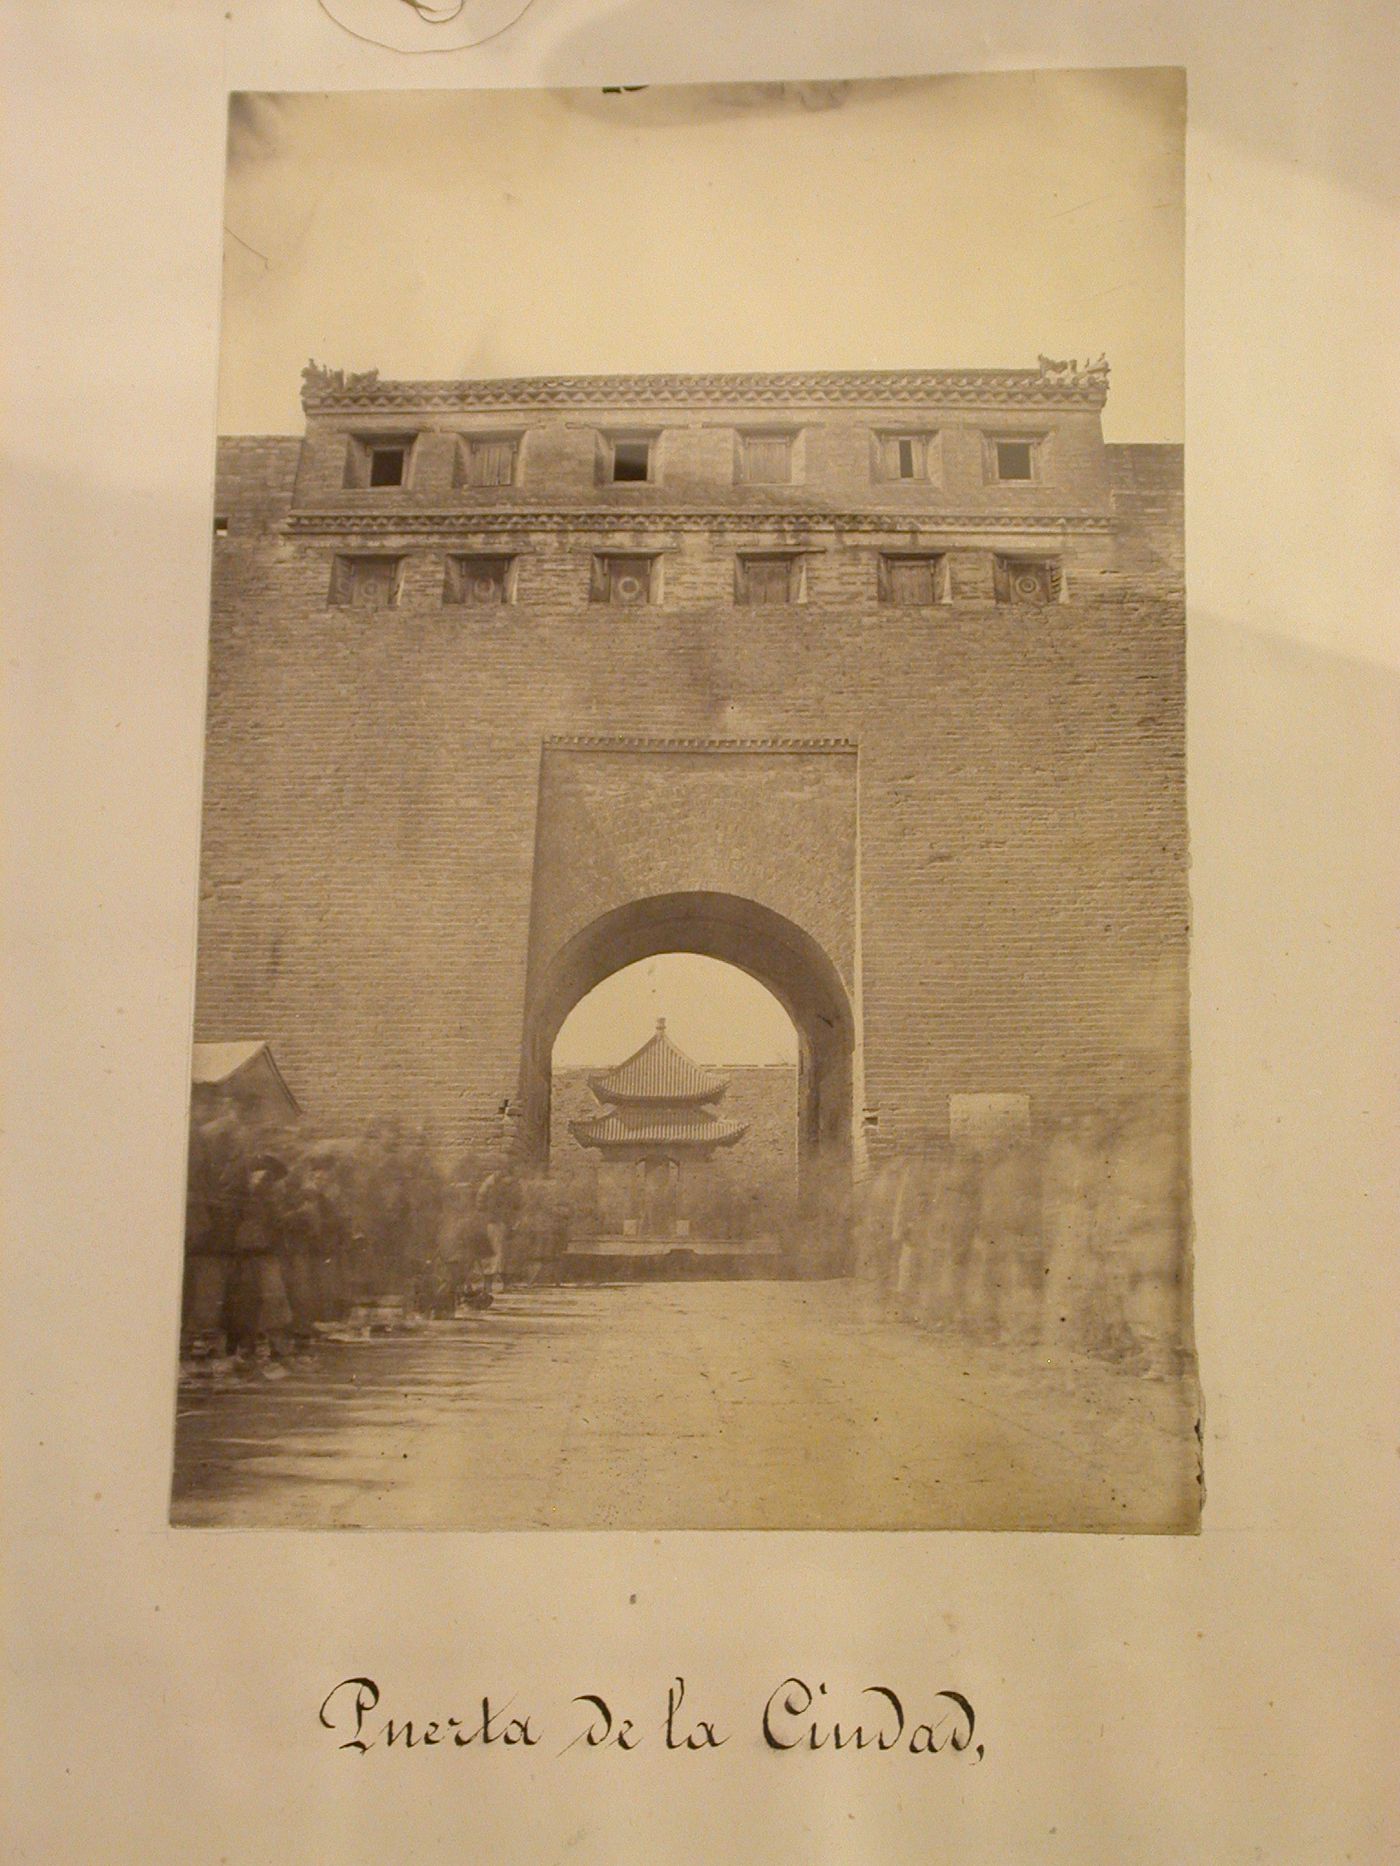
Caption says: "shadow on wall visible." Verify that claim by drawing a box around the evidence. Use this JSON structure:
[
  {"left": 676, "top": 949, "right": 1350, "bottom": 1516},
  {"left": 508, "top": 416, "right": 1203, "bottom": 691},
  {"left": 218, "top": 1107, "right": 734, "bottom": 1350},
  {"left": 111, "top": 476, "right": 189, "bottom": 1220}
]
[{"left": 853, "top": 1093, "right": 1194, "bottom": 1376}]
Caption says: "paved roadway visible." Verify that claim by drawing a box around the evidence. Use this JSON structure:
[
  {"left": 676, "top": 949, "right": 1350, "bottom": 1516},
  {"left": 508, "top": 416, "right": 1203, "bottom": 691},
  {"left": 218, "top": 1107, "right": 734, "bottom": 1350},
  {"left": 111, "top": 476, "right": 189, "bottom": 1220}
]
[{"left": 170, "top": 1282, "right": 1200, "bottom": 1532}]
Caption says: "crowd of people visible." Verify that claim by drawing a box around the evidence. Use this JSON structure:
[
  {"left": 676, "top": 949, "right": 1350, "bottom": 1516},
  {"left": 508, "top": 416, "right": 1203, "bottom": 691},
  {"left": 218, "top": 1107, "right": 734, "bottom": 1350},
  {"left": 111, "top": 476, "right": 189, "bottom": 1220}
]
[
  {"left": 180, "top": 1103, "right": 571, "bottom": 1365},
  {"left": 849, "top": 1099, "right": 1190, "bottom": 1369}
]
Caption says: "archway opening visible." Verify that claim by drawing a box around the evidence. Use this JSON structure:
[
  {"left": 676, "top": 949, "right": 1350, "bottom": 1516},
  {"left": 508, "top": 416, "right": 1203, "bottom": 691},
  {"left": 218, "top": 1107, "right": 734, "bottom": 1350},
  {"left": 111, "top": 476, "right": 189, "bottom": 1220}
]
[
  {"left": 518, "top": 892, "right": 855, "bottom": 1273},
  {"left": 550, "top": 955, "right": 801, "bottom": 1263}
]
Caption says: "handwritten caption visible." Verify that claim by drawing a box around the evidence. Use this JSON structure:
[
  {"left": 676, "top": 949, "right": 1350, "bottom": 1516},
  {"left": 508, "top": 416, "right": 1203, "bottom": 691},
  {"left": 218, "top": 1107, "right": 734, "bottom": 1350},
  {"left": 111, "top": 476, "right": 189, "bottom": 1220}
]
[{"left": 319, "top": 1676, "right": 983, "bottom": 1761}]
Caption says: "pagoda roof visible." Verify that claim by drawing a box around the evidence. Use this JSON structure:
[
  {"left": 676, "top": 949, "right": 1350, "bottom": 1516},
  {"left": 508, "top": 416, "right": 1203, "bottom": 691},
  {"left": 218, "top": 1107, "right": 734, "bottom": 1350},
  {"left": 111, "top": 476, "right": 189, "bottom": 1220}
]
[
  {"left": 569, "top": 1104, "right": 748, "bottom": 1151},
  {"left": 588, "top": 1021, "right": 729, "bottom": 1106}
]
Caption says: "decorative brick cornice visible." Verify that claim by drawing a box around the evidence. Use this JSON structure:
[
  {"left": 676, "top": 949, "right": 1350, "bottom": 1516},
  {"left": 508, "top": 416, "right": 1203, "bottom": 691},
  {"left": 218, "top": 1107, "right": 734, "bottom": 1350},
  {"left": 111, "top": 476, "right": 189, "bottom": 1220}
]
[
  {"left": 543, "top": 734, "right": 858, "bottom": 755},
  {"left": 284, "top": 508, "right": 1113, "bottom": 539},
  {"left": 299, "top": 360, "right": 1111, "bottom": 415}
]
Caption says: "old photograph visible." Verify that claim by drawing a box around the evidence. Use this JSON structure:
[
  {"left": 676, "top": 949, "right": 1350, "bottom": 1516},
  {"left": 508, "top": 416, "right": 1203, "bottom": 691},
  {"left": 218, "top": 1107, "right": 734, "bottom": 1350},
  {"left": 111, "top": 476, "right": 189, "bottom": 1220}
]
[{"left": 171, "top": 72, "right": 1197, "bottom": 1530}]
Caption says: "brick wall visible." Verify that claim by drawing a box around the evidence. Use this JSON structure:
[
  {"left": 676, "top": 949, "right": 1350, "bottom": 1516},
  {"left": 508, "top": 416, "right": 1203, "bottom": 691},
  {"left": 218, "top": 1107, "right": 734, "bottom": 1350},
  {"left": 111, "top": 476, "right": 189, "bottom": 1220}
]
[{"left": 193, "top": 373, "right": 1185, "bottom": 1180}]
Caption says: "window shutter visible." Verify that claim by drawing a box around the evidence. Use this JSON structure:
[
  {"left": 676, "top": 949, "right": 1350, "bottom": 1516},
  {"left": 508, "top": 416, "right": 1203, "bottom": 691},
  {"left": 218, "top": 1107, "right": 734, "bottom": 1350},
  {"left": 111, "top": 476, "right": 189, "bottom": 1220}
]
[
  {"left": 741, "top": 556, "right": 795, "bottom": 604},
  {"left": 466, "top": 439, "right": 516, "bottom": 486},
  {"left": 450, "top": 556, "right": 510, "bottom": 604},
  {"left": 351, "top": 559, "right": 376, "bottom": 607},
  {"left": 885, "top": 557, "right": 935, "bottom": 605},
  {"left": 876, "top": 433, "right": 928, "bottom": 480},
  {"left": 329, "top": 555, "right": 355, "bottom": 605},
  {"left": 352, "top": 560, "right": 380, "bottom": 608},
  {"left": 741, "top": 435, "right": 791, "bottom": 483},
  {"left": 348, "top": 557, "right": 400, "bottom": 608}
]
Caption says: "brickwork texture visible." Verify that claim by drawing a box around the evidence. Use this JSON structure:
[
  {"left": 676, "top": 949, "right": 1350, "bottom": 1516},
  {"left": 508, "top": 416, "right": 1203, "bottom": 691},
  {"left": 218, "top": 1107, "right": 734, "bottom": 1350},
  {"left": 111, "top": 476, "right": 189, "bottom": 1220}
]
[{"left": 194, "top": 367, "right": 1186, "bottom": 1199}]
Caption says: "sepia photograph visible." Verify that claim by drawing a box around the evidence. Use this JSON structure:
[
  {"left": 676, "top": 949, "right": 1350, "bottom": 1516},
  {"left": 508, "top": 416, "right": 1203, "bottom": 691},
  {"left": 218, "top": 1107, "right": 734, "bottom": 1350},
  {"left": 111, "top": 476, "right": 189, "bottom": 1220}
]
[{"left": 171, "top": 71, "right": 1197, "bottom": 1531}]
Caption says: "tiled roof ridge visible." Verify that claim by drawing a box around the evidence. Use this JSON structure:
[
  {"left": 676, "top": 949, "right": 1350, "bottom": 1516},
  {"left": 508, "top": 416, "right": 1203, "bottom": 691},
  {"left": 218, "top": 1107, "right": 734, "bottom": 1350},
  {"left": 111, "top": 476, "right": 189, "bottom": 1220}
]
[
  {"left": 587, "top": 1019, "right": 729, "bottom": 1106},
  {"left": 299, "top": 357, "right": 1111, "bottom": 412},
  {"left": 568, "top": 1106, "right": 750, "bottom": 1149}
]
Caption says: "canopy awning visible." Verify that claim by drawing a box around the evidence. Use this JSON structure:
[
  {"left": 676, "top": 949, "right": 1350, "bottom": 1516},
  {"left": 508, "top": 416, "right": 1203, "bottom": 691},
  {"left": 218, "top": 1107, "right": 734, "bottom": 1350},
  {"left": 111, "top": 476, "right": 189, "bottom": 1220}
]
[{"left": 191, "top": 1040, "right": 300, "bottom": 1116}]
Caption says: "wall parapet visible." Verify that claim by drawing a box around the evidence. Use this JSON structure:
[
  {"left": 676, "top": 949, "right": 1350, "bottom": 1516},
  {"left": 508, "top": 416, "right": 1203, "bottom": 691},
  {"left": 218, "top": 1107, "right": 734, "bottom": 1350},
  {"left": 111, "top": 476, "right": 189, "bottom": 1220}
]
[
  {"left": 542, "top": 734, "right": 858, "bottom": 755},
  {"left": 299, "top": 359, "right": 1112, "bottom": 415}
]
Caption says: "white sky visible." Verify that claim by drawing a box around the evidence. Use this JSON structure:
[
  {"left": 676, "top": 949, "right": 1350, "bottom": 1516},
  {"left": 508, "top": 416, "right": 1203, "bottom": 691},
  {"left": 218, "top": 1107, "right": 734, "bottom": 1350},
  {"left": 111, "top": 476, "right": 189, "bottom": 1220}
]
[
  {"left": 218, "top": 71, "right": 1184, "bottom": 440},
  {"left": 553, "top": 955, "right": 798, "bottom": 1066}
]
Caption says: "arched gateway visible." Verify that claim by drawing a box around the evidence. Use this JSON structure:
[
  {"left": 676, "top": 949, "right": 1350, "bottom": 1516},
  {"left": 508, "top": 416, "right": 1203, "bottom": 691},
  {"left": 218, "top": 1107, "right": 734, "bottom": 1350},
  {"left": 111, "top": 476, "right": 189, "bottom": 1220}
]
[
  {"left": 194, "top": 361, "right": 1187, "bottom": 1275},
  {"left": 518, "top": 888, "right": 855, "bottom": 1188},
  {"left": 512, "top": 732, "right": 862, "bottom": 1264}
]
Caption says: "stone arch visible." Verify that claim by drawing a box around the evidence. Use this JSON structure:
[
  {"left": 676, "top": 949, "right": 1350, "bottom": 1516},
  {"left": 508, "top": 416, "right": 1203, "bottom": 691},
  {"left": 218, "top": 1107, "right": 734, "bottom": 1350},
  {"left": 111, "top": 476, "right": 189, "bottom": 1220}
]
[{"left": 518, "top": 892, "right": 855, "bottom": 1227}]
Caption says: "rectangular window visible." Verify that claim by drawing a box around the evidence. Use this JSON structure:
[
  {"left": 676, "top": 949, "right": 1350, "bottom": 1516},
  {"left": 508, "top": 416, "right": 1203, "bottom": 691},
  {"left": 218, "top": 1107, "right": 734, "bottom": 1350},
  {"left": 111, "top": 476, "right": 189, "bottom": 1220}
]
[
  {"left": 459, "top": 436, "right": 520, "bottom": 487},
  {"left": 737, "top": 553, "right": 802, "bottom": 605},
  {"left": 737, "top": 432, "right": 793, "bottom": 484},
  {"left": 994, "top": 439, "right": 1036, "bottom": 481},
  {"left": 443, "top": 554, "right": 515, "bottom": 605},
  {"left": 878, "top": 553, "right": 945, "bottom": 605},
  {"left": 610, "top": 437, "right": 653, "bottom": 482},
  {"left": 993, "top": 555, "right": 1064, "bottom": 604},
  {"left": 591, "top": 554, "right": 658, "bottom": 604},
  {"left": 344, "top": 434, "right": 417, "bottom": 490},
  {"left": 368, "top": 446, "right": 407, "bottom": 487},
  {"left": 329, "top": 554, "right": 404, "bottom": 608},
  {"left": 875, "top": 432, "right": 932, "bottom": 481}
]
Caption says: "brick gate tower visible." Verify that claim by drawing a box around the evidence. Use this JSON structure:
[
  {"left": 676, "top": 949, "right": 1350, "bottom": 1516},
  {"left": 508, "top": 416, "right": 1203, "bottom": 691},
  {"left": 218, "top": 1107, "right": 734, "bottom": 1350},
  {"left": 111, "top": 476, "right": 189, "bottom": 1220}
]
[{"left": 195, "top": 359, "right": 1186, "bottom": 1257}]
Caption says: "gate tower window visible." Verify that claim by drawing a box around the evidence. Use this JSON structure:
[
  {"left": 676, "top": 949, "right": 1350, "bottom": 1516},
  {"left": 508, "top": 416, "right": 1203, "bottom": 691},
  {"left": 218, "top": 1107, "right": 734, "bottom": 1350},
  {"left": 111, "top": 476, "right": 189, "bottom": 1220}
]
[
  {"left": 737, "top": 553, "right": 804, "bottom": 605},
  {"left": 736, "top": 431, "right": 794, "bottom": 484},
  {"left": 878, "top": 553, "right": 947, "bottom": 605},
  {"left": 996, "top": 441, "right": 1034, "bottom": 480},
  {"left": 874, "top": 431, "right": 934, "bottom": 482},
  {"left": 993, "top": 555, "right": 1064, "bottom": 604},
  {"left": 609, "top": 437, "right": 654, "bottom": 482},
  {"left": 444, "top": 554, "right": 516, "bottom": 605},
  {"left": 457, "top": 434, "right": 521, "bottom": 487},
  {"left": 591, "top": 554, "right": 659, "bottom": 605},
  {"left": 597, "top": 430, "right": 661, "bottom": 485},
  {"left": 982, "top": 432, "right": 1047, "bottom": 483},
  {"left": 328, "top": 554, "right": 405, "bottom": 608},
  {"left": 344, "top": 434, "right": 417, "bottom": 490}
]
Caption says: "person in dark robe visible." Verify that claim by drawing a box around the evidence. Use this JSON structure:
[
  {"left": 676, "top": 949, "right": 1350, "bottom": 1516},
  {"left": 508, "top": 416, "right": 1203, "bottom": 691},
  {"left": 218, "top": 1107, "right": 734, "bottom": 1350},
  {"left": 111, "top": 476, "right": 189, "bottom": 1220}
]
[{"left": 226, "top": 1155, "right": 292, "bottom": 1360}]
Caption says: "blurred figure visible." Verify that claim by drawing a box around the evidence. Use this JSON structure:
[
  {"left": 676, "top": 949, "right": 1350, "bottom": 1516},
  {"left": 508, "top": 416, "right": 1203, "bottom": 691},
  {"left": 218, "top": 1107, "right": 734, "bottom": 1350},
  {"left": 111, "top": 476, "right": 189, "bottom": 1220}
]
[
  {"left": 428, "top": 1181, "right": 480, "bottom": 1316},
  {"left": 181, "top": 1105, "right": 251, "bottom": 1360},
  {"left": 226, "top": 1153, "right": 293, "bottom": 1362},
  {"left": 275, "top": 1148, "right": 323, "bottom": 1350},
  {"left": 475, "top": 1158, "right": 523, "bottom": 1293}
]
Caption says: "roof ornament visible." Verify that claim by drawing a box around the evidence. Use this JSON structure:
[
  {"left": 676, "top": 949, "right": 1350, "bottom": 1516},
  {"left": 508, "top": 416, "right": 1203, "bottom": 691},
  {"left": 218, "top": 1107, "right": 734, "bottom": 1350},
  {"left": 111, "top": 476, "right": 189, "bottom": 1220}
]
[
  {"left": 301, "top": 359, "right": 381, "bottom": 400},
  {"left": 1037, "top": 353, "right": 1110, "bottom": 387}
]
